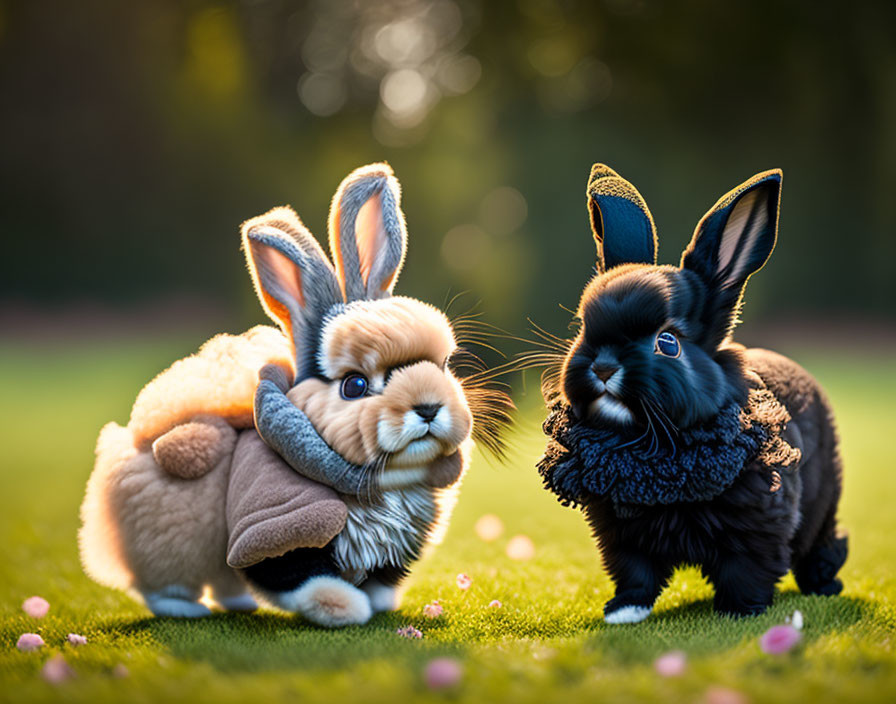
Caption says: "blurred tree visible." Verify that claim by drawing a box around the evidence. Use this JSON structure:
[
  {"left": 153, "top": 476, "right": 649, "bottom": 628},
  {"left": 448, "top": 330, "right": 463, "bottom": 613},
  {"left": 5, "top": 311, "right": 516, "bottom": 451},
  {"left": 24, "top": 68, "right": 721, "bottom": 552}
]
[{"left": 1, "top": 0, "right": 893, "bottom": 339}]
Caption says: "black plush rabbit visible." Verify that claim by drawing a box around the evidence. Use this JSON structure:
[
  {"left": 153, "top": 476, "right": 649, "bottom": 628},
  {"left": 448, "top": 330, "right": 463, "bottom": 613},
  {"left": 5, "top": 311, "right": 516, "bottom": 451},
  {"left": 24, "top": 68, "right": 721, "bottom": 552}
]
[{"left": 538, "top": 164, "right": 847, "bottom": 622}]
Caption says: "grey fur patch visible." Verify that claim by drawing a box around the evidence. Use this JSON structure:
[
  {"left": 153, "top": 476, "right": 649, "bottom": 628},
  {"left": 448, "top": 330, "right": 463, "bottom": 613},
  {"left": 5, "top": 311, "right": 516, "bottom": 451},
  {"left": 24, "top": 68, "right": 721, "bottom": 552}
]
[
  {"left": 334, "top": 487, "right": 437, "bottom": 583},
  {"left": 243, "top": 217, "right": 343, "bottom": 382},
  {"left": 253, "top": 379, "right": 373, "bottom": 496}
]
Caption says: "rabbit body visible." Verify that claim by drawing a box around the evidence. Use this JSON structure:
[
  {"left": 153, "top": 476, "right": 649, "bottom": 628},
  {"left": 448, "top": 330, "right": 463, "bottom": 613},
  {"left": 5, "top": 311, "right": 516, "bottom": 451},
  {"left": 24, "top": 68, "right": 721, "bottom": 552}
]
[
  {"left": 80, "top": 164, "right": 494, "bottom": 627},
  {"left": 540, "top": 165, "right": 846, "bottom": 622}
]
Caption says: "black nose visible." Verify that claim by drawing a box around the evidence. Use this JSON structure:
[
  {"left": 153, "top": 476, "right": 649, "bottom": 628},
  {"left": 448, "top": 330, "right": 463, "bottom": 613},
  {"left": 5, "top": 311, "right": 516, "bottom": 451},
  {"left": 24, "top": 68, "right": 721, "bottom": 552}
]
[
  {"left": 413, "top": 403, "right": 442, "bottom": 423},
  {"left": 592, "top": 364, "right": 618, "bottom": 383}
]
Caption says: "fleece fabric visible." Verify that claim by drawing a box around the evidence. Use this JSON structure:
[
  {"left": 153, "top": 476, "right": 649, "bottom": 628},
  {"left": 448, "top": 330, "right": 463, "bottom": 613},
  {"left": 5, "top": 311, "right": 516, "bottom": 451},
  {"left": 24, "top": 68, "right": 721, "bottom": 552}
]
[
  {"left": 538, "top": 379, "right": 801, "bottom": 511},
  {"left": 226, "top": 430, "right": 348, "bottom": 569}
]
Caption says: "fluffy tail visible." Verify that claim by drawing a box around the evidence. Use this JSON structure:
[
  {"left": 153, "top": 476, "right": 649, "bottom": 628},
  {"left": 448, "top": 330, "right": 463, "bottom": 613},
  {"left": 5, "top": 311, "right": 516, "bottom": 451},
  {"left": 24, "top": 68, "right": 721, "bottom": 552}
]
[{"left": 79, "top": 422, "right": 138, "bottom": 591}]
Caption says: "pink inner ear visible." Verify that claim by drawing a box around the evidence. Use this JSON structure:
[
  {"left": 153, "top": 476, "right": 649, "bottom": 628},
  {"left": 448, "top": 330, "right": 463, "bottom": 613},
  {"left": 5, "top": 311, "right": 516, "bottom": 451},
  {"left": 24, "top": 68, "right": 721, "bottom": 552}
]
[
  {"left": 354, "top": 192, "right": 388, "bottom": 287},
  {"left": 717, "top": 189, "right": 767, "bottom": 288}
]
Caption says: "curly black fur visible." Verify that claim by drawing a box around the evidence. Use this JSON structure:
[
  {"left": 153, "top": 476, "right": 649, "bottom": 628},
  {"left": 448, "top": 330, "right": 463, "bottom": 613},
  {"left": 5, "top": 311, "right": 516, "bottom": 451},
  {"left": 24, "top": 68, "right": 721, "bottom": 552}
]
[{"left": 543, "top": 166, "right": 847, "bottom": 619}]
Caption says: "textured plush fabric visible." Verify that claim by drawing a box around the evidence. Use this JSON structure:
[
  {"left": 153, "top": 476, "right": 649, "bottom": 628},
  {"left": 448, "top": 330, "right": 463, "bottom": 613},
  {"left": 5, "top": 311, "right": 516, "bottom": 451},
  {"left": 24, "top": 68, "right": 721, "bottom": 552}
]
[
  {"left": 151, "top": 416, "right": 236, "bottom": 479},
  {"left": 226, "top": 430, "right": 348, "bottom": 569},
  {"left": 539, "top": 382, "right": 801, "bottom": 510},
  {"left": 253, "top": 378, "right": 373, "bottom": 497}
]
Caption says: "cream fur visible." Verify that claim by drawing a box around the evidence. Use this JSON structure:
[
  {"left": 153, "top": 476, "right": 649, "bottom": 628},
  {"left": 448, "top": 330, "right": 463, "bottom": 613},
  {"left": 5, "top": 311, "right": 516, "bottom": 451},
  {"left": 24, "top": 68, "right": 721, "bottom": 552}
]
[{"left": 129, "top": 326, "right": 293, "bottom": 450}]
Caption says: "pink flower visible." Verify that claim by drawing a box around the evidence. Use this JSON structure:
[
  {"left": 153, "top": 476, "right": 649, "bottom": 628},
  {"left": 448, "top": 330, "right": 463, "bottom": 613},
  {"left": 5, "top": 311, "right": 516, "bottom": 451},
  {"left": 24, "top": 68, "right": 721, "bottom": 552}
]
[
  {"left": 423, "top": 600, "right": 443, "bottom": 619},
  {"left": 759, "top": 624, "right": 802, "bottom": 654},
  {"left": 22, "top": 596, "right": 50, "bottom": 619},
  {"left": 703, "top": 686, "right": 750, "bottom": 704},
  {"left": 67, "top": 633, "right": 88, "bottom": 646},
  {"left": 41, "top": 655, "right": 74, "bottom": 684},
  {"left": 16, "top": 633, "right": 45, "bottom": 652},
  {"left": 396, "top": 625, "right": 423, "bottom": 639},
  {"left": 488, "top": 600, "right": 502, "bottom": 608},
  {"left": 424, "top": 657, "right": 463, "bottom": 690},
  {"left": 456, "top": 573, "right": 472, "bottom": 590},
  {"left": 654, "top": 650, "right": 687, "bottom": 677}
]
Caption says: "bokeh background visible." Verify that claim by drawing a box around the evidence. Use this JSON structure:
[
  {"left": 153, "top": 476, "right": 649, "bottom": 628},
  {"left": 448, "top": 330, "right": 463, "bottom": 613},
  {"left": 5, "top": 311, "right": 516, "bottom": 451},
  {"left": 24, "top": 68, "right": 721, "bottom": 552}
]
[
  {"left": 2, "top": 3, "right": 896, "bottom": 702},
  {"left": 3, "top": 0, "right": 895, "bottom": 344}
]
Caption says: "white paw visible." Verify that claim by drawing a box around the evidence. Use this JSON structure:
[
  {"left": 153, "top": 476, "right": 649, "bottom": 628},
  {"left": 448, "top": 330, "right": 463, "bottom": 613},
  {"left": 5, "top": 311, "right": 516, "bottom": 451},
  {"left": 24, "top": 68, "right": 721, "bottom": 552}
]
[
  {"left": 217, "top": 592, "right": 258, "bottom": 612},
  {"left": 604, "top": 604, "right": 652, "bottom": 624},
  {"left": 361, "top": 579, "right": 398, "bottom": 613},
  {"left": 273, "top": 576, "right": 373, "bottom": 627},
  {"left": 143, "top": 586, "right": 211, "bottom": 618}
]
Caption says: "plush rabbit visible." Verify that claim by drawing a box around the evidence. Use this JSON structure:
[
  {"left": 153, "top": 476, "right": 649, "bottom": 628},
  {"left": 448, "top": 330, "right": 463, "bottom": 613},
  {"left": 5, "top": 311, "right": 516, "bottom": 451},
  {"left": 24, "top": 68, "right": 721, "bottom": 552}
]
[
  {"left": 80, "top": 164, "right": 506, "bottom": 626},
  {"left": 538, "top": 164, "right": 847, "bottom": 622}
]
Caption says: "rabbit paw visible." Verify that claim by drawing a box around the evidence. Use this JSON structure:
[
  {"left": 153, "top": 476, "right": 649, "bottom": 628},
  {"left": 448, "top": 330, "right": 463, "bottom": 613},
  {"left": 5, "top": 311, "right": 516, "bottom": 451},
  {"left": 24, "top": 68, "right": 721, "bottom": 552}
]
[
  {"left": 143, "top": 585, "right": 212, "bottom": 618},
  {"left": 275, "top": 577, "right": 373, "bottom": 627},
  {"left": 361, "top": 579, "right": 398, "bottom": 613},
  {"left": 604, "top": 603, "right": 652, "bottom": 624}
]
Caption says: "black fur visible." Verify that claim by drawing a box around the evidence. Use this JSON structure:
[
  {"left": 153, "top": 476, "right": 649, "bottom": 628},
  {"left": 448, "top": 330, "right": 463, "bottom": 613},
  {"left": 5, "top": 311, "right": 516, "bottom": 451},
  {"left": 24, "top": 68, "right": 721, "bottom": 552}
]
[{"left": 542, "top": 166, "right": 847, "bottom": 619}]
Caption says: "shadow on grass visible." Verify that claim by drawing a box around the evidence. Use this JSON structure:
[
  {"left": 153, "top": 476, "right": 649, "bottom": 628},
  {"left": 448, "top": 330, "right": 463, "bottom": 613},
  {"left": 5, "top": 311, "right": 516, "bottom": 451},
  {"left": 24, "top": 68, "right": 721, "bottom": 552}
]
[
  {"left": 94, "top": 590, "right": 884, "bottom": 674},
  {"left": 581, "top": 592, "right": 875, "bottom": 664},
  {"left": 110, "top": 610, "right": 467, "bottom": 673}
]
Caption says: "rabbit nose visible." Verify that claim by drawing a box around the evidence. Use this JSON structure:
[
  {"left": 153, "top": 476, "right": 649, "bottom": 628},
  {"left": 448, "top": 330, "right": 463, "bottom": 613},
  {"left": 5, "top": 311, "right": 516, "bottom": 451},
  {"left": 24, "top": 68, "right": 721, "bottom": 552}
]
[
  {"left": 592, "top": 364, "right": 618, "bottom": 383},
  {"left": 413, "top": 403, "right": 442, "bottom": 423}
]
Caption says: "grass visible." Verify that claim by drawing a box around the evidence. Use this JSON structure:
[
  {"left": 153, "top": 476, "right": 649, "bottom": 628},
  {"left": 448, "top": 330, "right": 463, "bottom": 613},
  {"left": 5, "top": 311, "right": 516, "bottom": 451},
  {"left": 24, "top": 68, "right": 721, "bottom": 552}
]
[{"left": 0, "top": 336, "right": 895, "bottom": 703}]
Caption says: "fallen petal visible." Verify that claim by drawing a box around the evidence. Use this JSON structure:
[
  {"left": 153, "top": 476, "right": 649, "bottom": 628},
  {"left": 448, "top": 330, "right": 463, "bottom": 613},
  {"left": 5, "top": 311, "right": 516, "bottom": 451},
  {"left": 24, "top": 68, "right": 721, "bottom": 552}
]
[
  {"left": 422, "top": 601, "right": 444, "bottom": 619},
  {"left": 41, "top": 655, "right": 75, "bottom": 684},
  {"left": 16, "top": 633, "right": 45, "bottom": 652},
  {"left": 456, "top": 573, "right": 472, "bottom": 590},
  {"left": 792, "top": 610, "right": 804, "bottom": 630},
  {"left": 759, "top": 624, "right": 802, "bottom": 654},
  {"left": 66, "top": 633, "right": 88, "bottom": 646},
  {"left": 424, "top": 657, "right": 463, "bottom": 690},
  {"left": 654, "top": 650, "right": 687, "bottom": 677},
  {"left": 488, "top": 599, "right": 502, "bottom": 608},
  {"left": 22, "top": 596, "right": 50, "bottom": 619},
  {"left": 112, "top": 663, "right": 130, "bottom": 678},
  {"left": 396, "top": 625, "right": 423, "bottom": 639}
]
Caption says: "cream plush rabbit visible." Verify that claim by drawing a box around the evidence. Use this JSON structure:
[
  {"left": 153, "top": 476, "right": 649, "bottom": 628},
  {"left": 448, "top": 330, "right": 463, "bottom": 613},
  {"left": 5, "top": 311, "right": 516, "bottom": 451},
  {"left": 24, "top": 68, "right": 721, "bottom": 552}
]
[{"left": 80, "top": 164, "right": 507, "bottom": 626}]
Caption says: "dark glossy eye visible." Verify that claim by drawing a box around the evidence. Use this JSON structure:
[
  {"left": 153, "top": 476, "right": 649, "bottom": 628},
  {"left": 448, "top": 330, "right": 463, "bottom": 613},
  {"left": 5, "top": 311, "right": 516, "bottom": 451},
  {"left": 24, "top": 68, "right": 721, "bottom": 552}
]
[
  {"left": 655, "top": 331, "right": 681, "bottom": 358},
  {"left": 340, "top": 373, "right": 369, "bottom": 400}
]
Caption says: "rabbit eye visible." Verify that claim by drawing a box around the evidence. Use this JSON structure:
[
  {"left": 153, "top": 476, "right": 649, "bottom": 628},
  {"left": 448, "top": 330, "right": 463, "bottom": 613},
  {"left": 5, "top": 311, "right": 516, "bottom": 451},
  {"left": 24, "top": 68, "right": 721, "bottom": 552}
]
[
  {"left": 340, "top": 373, "right": 369, "bottom": 400},
  {"left": 655, "top": 331, "right": 681, "bottom": 358}
]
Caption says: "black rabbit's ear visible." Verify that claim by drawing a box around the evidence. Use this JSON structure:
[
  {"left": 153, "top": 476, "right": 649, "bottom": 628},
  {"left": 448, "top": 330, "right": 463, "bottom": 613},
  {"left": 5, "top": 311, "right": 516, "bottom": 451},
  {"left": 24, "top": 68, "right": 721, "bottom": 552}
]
[
  {"left": 681, "top": 169, "right": 782, "bottom": 342},
  {"left": 328, "top": 163, "right": 408, "bottom": 302},
  {"left": 242, "top": 207, "right": 343, "bottom": 382},
  {"left": 587, "top": 164, "right": 658, "bottom": 271}
]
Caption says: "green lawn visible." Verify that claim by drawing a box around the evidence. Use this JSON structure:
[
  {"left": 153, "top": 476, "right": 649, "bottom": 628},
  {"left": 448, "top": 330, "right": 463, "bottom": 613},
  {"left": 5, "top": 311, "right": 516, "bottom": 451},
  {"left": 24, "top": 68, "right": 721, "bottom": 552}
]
[{"left": 1, "top": 337, "right": 894, "bottom": 703}]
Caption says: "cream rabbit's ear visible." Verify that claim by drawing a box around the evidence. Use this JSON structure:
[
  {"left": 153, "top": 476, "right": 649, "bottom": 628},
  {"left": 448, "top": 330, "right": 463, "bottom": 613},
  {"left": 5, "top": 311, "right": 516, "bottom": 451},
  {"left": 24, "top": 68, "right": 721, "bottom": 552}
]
[
  {"left": 242, "top": 206, "right": 343, "bottom": 382},
  {"left": 327, "top": 163, "right": 408, "bottom": 301}
]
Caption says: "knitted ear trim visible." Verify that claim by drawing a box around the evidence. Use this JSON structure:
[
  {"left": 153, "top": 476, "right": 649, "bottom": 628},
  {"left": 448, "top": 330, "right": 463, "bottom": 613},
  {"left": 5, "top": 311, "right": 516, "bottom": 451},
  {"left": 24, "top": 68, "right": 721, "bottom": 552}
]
[
  {"left": 538, "top": 384, "right": 800, "bottom": 509},
  {"left": 587, "top": 163, "right": 658, "bottom": 270}
]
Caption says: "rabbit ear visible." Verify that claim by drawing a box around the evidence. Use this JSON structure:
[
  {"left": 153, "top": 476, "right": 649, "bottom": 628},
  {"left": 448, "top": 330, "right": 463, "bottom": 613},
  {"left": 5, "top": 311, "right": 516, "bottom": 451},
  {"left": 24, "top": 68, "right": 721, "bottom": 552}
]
[
  {"left": 587, "top": 164, "right": 658, "bottom": 271},
  {"left": 242, "top": 207, "right": 343, "bottom": 382},
  {"left": 681, "top": 169, "right": 782, "bottom": 342},
  {"left": 328, "top": 163, "right": 408, "bottom": 301}
]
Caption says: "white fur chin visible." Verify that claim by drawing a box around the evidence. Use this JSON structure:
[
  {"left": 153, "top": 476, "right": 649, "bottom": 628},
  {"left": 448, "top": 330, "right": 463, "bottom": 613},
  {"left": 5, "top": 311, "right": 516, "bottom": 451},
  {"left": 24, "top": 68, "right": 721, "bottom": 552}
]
[
  {"left": 604, "top": 605, "right": 652, "bottom": 624},
  {"left": 380, "top": 467, "right": 427, "bottom": 489},
  {"left": 589, "top": 395, "right": 634, "bottom": 425},
  {"left": 272, "top": 576, "right": 372, "bottom": 627},
  {"left": 388, "top": 437, "right": 442, "bottom": 467},
  {"left": 362, "top": 580, "right": 398, "bottom": 613}
]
